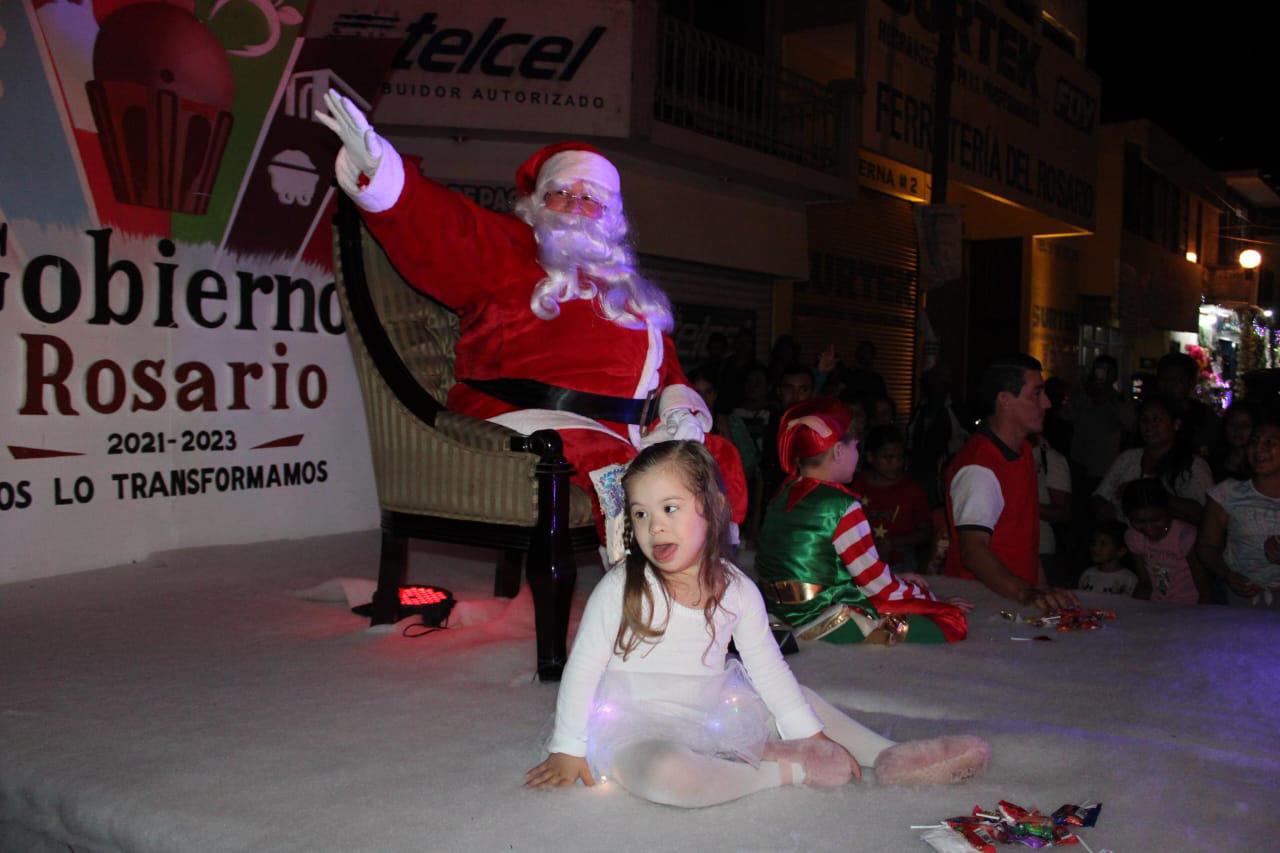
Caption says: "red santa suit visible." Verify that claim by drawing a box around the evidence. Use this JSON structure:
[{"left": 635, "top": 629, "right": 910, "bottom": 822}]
[{"left": 350, "top": 143, "right": 747, "bottom": 535}]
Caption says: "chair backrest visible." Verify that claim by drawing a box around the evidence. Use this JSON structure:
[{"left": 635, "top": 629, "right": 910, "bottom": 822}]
[
  {"left": 357, "top": 226, "right": 460, "bottom": 404},
  {"left": 332, "top": 194, "right": 460, "bottom": 408}
]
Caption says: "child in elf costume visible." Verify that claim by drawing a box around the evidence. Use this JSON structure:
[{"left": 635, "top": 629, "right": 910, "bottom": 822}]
[{"left": 755, "top": 398, "right": 970, "bottom": 644}]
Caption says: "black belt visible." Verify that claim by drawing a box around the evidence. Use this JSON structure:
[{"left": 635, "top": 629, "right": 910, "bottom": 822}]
[{"left": 463, "top": 377, "right": 659, "bottom": 425}]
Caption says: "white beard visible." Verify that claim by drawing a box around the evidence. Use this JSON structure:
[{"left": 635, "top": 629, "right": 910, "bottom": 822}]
[{"left": 513, "top": 197, "right": 673, "bottom": 332}]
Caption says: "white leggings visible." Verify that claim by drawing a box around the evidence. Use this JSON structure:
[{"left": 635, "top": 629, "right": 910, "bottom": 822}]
[{"left": 610, "top": 687, "right": 894, "bottom": 808}]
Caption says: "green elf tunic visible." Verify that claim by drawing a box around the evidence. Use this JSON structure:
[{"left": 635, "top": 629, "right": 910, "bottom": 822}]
[{"left": 756, "top": 478, "right": 958, "bottom": 644}]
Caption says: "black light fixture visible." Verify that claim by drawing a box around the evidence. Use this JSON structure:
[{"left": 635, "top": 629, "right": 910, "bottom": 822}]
[{"left": 352, "top": 585, "right": 455, "bottom": 626}]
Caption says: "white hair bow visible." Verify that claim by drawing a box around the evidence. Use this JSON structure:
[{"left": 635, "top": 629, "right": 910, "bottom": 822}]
[{"left": 785, "top": 415, "right": 834, "bottom": 437}]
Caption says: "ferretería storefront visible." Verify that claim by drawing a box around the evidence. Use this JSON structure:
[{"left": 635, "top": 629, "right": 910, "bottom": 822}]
[{"left": 792, "top": 0, "right": 1098, "bottom": 409}]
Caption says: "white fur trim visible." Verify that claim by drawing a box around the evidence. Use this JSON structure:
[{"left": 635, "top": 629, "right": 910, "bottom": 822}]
[
  {"left": 487, "top": 409, "right": 631, "bottom": 442},
  {"left": 351, "top": 136, "right": 404, "bottom": 214},
  {"left": 537, "top": 150, "right": 620, "bottom": 198}
]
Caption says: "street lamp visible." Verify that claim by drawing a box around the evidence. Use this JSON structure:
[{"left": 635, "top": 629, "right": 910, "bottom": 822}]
[{"left": 1240, "top": 249, "right": 1262, "bottom": 269}]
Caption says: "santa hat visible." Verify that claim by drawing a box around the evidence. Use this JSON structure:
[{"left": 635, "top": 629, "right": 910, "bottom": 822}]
[
  {"left": 776, "top": 398, "right": 851, "bottom": 477},
  {"left": 515, "top": 142, "right": 621, "bottom": 201}
]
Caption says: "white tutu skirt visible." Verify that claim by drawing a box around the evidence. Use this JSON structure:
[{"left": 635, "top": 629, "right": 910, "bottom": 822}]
[{"left": 583, "top": 660, "right": 774, "bottom": 779}]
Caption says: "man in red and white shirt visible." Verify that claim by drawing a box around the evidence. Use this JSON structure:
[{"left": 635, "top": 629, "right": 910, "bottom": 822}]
[{"left": 943, "top": 355, "right": 1079, "bottom": 610}]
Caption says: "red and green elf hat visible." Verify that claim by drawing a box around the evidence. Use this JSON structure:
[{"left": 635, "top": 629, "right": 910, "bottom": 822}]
[{"left": 776, "top": 397, "right": 852, "bottom": 477}]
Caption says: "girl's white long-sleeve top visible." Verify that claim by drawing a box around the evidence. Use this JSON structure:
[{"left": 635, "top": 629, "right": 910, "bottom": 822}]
[{"left": 546, "top": 561, "right": 824, "bottom": 757}]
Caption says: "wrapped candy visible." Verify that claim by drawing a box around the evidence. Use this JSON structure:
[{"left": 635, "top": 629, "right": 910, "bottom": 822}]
[
  {"left": 1001, "top": 608, "right": 1116, "bottom": 633},
  {"left": 1051, "top": 827, "right": 1080, "bottom": 846},
  {"left": 922, "top": 826, "right": 986, "bottom": 853},
  {"left": 942, "top": 818, "right": 998, "bottom": 853},
  {"left": 1053, "top": 803, "right": 1102, "bottom": 828},
  {"left": 918, "top": 800, "right": 1102, "bottom": 851}
]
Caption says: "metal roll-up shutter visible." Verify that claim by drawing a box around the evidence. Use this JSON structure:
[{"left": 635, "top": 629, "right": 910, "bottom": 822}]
[
  {"left": 794, "top": 192, "right": 918, "bottom": 420},
  {"left": 640, "top": 255, "right": 776, "bottom": 369}
]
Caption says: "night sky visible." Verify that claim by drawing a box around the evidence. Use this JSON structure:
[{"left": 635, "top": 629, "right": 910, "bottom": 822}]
[{"left": 1087, "top": 5, "right": 1278, "bottom": 182}]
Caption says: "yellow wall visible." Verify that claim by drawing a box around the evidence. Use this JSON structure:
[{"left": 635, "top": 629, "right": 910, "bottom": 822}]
[{"left": 1029, "top": 236, "right": 1087, "bottom": 381}]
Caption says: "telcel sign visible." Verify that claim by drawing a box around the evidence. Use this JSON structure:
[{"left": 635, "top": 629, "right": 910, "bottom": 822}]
[{"left": 357, "top": 1, "right": 633, "bottom": 136}]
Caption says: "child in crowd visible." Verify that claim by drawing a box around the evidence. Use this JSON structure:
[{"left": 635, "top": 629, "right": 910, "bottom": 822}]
[
  {"left": 1122, "top": 478, "right": 1212, "bottom": 604},
  {"left": 852, "top": 425, "right": 933, "bottom": 574},
  {"left": 526, "top": 441, "right": 989, "bottom": 804},
  {"left": 1199, "top": 415, "right": 1280, "bottom": 608},
  {"left": 755, "top": 399, "right": 970, "bottom": 645},
  {"left": 1078, "top": 519, "right": 1137, "bottom": 596}
]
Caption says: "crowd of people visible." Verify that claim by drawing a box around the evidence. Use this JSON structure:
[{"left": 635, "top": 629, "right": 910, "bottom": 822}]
[
  {"left": 1056, "top": 352, "right": 1280, "bottom": 609},
  {"left": 690, "top": 335, "right": 1280, "bottom": 612}
]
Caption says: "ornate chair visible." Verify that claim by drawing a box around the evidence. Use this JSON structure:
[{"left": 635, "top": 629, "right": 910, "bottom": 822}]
[{"left": 331, "top": 194, "right": 598, "bottom": 681}]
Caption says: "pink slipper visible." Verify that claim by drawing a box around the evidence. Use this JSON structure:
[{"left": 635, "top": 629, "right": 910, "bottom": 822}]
[
  {"left": 873, "top": 735, "right": 990, "bottom": 786},
  {"left": 763, "top": 738, "right": 853, "bottom": 788}
]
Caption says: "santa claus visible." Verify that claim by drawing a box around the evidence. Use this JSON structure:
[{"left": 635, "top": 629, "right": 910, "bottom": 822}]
[{"left": 316, "top": 91, "right": 746, "bottom": 556}]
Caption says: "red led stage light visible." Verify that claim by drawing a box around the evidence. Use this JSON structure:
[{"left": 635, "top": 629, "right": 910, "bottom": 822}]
[{"left": 396, "top": 585, "right": 455, "bottom": 626}]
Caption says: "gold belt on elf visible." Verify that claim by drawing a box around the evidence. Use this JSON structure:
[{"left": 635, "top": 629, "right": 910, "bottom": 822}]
[
  {"left": 795, "top": 605, "right": 911, "bottom": 644},
  {"left": 760, "top": 580, "right": 827, "bottom": 605}
]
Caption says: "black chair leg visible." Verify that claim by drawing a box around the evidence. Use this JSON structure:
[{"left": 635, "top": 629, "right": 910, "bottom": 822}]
[
  {"left": 523, "top": 431, "right": 577, "bottom": 681},
  {"left": 371, "top": 528, "right": 407, "bottom": 625},
  {"left": 494, "top": 550, "right": 523, "bottom": 598}
]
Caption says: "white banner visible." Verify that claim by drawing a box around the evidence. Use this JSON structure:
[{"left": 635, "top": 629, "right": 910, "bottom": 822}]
[
  {"left": 0, "top": 0, "right": 386, "bottom": 582},
  {"left": 0, "top": 226, "right": 378, "bottom": 583}
]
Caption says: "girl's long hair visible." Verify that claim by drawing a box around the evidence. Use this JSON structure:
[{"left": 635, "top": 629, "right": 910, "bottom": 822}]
[{"left": 614, "top": 441, "right": 734, "bottom": 661}]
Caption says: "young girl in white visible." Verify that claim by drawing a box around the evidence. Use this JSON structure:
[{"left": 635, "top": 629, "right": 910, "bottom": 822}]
[{"left": 525, "top": 441, "right": 989, "bottom": 806}]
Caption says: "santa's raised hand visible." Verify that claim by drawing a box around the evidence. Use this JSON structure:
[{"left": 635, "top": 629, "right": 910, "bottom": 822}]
[{"left": 314, "top": 89, "right": 403, "bottom": 212}]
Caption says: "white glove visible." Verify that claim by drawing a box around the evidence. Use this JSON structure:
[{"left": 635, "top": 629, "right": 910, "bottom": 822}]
[
  {"left": 640, "top": 407, "right": 708, "bottom": 448},
  {"left": 314, "top": 89, "right": 387, "bottom": 201},
  {"left": 639, "top": 385, "right": 713, "bottom": 448}
]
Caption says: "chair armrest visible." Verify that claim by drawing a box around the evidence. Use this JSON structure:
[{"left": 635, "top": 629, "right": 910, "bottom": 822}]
[{"left": 433, "top": 411, "right": 524, "bottom": 452}]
